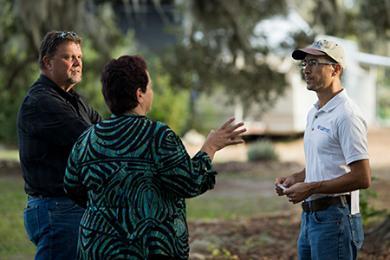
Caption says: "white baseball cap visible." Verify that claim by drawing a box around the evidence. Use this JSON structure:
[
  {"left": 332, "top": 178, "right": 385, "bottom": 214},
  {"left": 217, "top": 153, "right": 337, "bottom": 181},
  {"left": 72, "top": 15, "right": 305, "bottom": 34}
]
[{"left": 292, "top": 39, "right": 345, "bottom": 68}]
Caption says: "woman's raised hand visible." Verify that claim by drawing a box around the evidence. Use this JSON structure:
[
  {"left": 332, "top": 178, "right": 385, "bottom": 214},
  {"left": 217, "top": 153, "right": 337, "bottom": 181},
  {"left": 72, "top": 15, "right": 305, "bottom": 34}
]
[{"left": 201, "top": 117, "right": 246, "bottom": 160}]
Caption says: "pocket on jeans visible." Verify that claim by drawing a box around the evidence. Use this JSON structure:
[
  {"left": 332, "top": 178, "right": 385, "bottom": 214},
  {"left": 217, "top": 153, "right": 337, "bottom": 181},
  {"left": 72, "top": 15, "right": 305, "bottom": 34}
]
[
  {"left": 51, "top": 200, "right": 83, "bottom": 216},
  {"left": 313, "top": 206, "right": 344, "bottom": 224},
  {"left": 349, "top": 213, "right": 364, "bottom": 249},
  {"left": 24, "top": 205, "right": 40, "bottom": 244}
]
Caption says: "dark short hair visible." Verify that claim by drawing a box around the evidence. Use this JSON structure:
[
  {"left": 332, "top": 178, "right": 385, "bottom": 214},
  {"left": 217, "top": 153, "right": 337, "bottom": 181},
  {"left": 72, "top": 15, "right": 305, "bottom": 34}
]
[
  {"left": 101, "top": 55, "right": 148, "bottom": 115},
  {"left": 38, "top": 31, "right": 81, "bottom": 69}
]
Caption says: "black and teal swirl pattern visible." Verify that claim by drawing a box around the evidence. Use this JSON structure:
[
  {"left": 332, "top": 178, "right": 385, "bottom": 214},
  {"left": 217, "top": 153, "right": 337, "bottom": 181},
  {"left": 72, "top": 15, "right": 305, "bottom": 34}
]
[{"left": 64, "top": 114, "right": 217, "bottom": 259}]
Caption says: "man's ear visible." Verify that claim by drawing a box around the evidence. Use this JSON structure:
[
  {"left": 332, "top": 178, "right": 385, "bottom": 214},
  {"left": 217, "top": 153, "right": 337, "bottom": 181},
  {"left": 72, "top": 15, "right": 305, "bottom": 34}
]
[
  {"left": 333, "top": 64, "right": 342, "bottom": 76},
  {"left": 42, "top": 56, "right": 52, "bottom": 70}
]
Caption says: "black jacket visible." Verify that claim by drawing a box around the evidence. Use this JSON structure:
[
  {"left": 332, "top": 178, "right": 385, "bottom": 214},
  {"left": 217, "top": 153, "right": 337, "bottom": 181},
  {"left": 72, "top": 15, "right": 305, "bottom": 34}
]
[{"left": 17, "top": 74, "right": 101, "bottom": 197}]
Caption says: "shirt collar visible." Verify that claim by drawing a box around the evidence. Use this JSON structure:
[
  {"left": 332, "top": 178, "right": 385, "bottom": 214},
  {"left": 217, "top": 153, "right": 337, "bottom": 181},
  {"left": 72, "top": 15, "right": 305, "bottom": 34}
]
[
  {"left": 314, "top": 89, "right": 347, "bottom": 113},
  {"left": 38, "top": 74, "right": 78, "bottom": 100}
]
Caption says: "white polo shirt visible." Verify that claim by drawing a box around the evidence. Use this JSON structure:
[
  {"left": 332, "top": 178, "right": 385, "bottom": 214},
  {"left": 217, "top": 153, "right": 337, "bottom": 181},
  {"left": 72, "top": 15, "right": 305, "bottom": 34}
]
[{"left": 304, "top": 89, "right": 369, "bottom": 199}]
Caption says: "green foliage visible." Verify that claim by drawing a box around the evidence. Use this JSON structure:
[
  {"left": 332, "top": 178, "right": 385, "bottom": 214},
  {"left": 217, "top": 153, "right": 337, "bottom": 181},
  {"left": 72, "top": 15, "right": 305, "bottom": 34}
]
[
  {"left": 292, "top": 0, "right": 389, "bottom": 55},
  {"left": 360, "top": 180, "right": 388, "bottom": 224},
  {"left": 0, "top": 0, "right": 38, "bottom": 144},
  {"left": 377, "top": 69, "right": 390, "bottom": 121},
  {"left": 0, "top": 64, "right": 38, "bottom": 144},
  {"left": 78, "top": 33, "right": 138, "bottom": 118},
  {"left": 0, "top": 0, "right": 119, "bottom": 144},
  {"left": 0, "top": 0, "right": 191, "bottom": 142},
  {"left": 162, "top": 0, "right": 288, "bottom": 111},
  {"left": 191, "top": 89, "right": 235, "bottom": 135},
  {"left": 247, "top": 140, "right": 279, "bottom": 162},
  {"left": 0, "top": 0, "right": 137, "bottom": 144},
  {"left": 1, "top": 0, "right": 388, "bottom": 144},
  {"left": 78, "top": 35, "right": 191, "bottom": 133},
  {"left": 147, "top": 60, "right": 190, "bottom": 135}
]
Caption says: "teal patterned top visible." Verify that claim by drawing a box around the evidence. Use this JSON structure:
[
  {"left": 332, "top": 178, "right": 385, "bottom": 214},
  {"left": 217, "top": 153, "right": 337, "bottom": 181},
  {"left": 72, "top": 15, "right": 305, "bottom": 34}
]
[{"left": 64, "top": 114, "right": 217, "bottom": 259}]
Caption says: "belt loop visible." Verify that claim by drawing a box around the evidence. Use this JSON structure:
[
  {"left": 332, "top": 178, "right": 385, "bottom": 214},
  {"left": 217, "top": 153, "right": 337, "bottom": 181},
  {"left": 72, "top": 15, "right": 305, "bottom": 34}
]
[{"left": 340, "top": 195, "right": 348, "bottom": 207}]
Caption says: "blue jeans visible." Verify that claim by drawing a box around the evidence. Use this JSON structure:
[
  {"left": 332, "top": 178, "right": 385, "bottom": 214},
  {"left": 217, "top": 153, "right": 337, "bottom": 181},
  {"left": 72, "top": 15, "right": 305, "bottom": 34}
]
[
  {"left": 297, "top": 203, "right": 364, "bottom": 260},
  {"left": 24, "top": 196, "right": 84, "bottom": 260}
]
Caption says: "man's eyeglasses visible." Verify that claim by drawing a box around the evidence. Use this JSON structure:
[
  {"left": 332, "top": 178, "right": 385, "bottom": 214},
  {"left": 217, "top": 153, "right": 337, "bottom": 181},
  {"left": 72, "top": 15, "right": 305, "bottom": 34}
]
[
  {"left": 300, "top": 59, "right": 337, "bottom": 69},
  {"left": 57, "top": 31, "right": 78, "bottom": 39}
]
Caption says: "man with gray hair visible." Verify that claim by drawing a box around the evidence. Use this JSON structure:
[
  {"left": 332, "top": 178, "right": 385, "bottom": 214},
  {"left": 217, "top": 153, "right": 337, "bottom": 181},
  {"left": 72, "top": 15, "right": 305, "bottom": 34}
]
[
  {"left": 17, "top": 31, "right": 101, "bottom": 259},
  {"left": 275, "top": 39, "right": 371, "bottom": 259}
]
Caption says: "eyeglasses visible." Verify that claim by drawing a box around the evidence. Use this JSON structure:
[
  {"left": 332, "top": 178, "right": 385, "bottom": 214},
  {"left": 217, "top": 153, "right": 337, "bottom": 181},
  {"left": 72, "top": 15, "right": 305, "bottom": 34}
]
[
  {"left": 57, "top": 31, "right": 78, "bottom": 39},
  {"left": 300, "top": 59, "right": 337, "bottom": 69}
]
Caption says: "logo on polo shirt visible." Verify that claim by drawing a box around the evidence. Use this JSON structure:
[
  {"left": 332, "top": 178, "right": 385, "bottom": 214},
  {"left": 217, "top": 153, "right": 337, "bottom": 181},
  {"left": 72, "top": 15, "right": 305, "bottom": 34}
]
[{"left": 317, "top": 125, "right": 331, "bottom": 134}]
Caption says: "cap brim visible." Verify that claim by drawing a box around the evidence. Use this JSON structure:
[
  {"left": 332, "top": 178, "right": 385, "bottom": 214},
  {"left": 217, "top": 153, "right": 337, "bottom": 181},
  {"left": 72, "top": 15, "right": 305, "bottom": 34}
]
[{"left": 292, "top": 47, "right": 326, "bottom": 60}]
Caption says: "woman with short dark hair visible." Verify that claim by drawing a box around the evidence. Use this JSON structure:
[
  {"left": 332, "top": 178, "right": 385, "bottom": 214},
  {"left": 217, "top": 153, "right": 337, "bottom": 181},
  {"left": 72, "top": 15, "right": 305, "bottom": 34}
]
[{"left": 64, "top": 55, "right": 246, "bottom": 259}]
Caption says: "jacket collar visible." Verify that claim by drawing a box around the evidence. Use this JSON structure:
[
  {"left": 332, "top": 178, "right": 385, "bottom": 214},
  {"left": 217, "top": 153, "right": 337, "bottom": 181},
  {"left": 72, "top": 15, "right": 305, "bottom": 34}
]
[{"left": 37, "top": 74, "right": 79, "bottom": 100}]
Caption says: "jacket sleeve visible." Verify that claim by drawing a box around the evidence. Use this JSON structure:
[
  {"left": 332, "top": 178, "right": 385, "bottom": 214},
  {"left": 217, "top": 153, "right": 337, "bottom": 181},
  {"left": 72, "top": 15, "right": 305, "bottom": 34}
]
[
  {"left": 64, "top": 138, "right": 88, "bottom": 208},
  {"left": 78, "top": 94, "right": 102, "bottom": 124},
  {"left": 153, "top": 126, "right": 217, "bottom": 198},
  {"left": 89, "top": 108, "right": 102, "bottom": 124}
]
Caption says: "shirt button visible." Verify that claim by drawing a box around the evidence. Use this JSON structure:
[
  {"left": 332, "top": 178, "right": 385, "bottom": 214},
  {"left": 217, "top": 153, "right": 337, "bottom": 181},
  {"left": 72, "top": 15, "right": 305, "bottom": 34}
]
[
  {"left": 315, "top": 115, "right": 318, "bottom": 119},
  {"left": 312, "top": 128, "right": 314, "bottom": 131}
]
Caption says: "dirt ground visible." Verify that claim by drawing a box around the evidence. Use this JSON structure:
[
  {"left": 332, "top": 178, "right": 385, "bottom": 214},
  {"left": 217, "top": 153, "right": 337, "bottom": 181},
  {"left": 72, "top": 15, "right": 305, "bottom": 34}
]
[{"left": 188, "top": 216, "right": 390, "bottom": 260}]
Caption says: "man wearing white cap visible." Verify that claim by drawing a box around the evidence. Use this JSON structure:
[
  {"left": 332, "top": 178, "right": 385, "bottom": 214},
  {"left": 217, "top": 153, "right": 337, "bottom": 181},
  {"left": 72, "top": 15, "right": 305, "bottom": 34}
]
[{"left": 274, "top": 39, "right": 371, "bottom": 259}]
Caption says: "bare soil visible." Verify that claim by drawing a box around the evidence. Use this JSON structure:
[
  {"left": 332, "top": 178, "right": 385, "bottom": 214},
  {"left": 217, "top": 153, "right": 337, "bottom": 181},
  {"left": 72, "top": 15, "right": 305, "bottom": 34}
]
[{"left": 188, "top": 215, "right": 390, "bottom": 260}]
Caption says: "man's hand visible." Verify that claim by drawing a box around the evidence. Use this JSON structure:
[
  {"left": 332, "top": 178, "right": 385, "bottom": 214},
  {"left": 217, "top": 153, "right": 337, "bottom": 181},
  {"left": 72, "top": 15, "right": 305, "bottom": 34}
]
[
  {"left": 274, "top": 174, "right": 300, "bottom": 196},
  {"left": 284, "top": 182, "right": 319, "bottom": 204}
]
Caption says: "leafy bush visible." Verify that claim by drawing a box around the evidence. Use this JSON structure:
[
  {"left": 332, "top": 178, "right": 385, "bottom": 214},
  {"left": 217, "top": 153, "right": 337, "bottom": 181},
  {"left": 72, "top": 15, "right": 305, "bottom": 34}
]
[
  {"left": 360, "top": 176, "right": 388, "bottom": 224},
  {"left": 247, "top": 140, "right": 278, "bottom": 162}
]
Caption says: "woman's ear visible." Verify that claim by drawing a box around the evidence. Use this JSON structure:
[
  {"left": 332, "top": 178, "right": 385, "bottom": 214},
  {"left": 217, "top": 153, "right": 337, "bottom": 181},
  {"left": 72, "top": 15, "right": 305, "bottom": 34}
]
[{"left": 136, "top": 88, "right": 144, "bottom": 104}]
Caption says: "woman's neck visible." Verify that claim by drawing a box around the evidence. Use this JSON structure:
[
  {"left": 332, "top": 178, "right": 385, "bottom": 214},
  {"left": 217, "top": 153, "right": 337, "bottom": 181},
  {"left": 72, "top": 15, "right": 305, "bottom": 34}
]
[{"left": 127, "top": 106, "right": 146, "bottom": 116}]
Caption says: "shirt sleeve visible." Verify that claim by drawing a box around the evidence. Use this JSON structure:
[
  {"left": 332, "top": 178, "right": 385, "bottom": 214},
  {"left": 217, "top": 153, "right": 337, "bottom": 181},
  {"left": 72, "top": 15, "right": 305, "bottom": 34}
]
[
  {"left": 338, "top": 113, "right": 369, "bottom": 164},
  {"left": 25, "top": 93, "right": 92, "bottom": 147},
  {"left": 64, "top": 137, "right": 87, "bottom": 208},
  {"left": 154, "top": 126, "right": 217, "bottom": 198}
]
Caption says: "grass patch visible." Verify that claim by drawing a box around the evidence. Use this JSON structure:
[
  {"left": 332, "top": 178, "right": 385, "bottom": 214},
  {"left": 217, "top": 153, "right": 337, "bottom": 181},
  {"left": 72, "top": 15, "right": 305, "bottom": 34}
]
[
  {"left": 0, "top": 177, "right": 34, "bottom": 259},
  {"left": 186, "top": 173, "right": 289, "bottom": 220},
  {"left": 187, "top": 195, "right": 287, "bottom": 220},
  {"left": 0, "top": 149, "right": 19, "bottom": 162}
]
